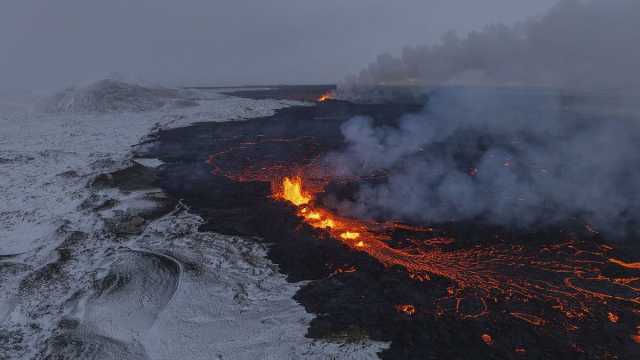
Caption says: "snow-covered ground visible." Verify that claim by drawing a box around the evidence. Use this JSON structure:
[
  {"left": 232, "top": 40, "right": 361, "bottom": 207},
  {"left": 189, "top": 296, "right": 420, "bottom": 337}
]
[{"left": 0, "top": 84, "right": 386, "bottom": 359}]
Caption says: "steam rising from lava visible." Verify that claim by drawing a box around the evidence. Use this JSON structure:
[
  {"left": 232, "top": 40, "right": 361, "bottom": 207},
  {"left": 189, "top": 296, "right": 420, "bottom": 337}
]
[
  {"left": 333, "top": 0, "right": 640, "bottom": 238},
  {"left": 324, "top": 87, "right": 640, "bottom": 237}
]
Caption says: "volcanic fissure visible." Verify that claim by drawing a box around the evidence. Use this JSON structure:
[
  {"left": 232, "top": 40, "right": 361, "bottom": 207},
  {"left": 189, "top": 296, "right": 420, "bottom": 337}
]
[{"left": 141, "top": 91, "right": 640, "bottom": 359}]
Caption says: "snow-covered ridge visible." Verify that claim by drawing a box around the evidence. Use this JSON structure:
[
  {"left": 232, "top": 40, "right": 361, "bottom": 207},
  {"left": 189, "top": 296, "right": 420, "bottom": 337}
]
[
  {"left": 0, "top": 87, "right": 386, "bottom": 359},
  {"left": 40, "top": 79, "right": 197, "bottom": 114}
]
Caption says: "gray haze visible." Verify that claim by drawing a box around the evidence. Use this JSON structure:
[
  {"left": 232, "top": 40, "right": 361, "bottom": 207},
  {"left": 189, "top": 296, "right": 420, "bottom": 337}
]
[
  {"left": 342, "top": 0, "right": 640, "bottom": 92},
  {"left": 326, "top": 0, "right": 640, "bottom": 238},
  {"left": 326, "top": 88, "right": 640, "bottom": 237},
  {"left": 0, "top": 0, "right": 557, "bottom": 91}
]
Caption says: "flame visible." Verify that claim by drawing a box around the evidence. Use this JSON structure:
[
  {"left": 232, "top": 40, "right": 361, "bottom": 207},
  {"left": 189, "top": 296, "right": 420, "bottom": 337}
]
[
  {"left": 608, "top": 312, "right": 619, "bottom": 323},
  {"left": 280, "top": 176, "right": 311, "bottom": 206}
]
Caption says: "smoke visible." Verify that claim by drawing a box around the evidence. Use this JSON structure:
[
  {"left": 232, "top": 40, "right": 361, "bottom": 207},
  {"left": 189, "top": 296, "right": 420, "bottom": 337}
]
[
  {"left": 324, "top": 87, "right": 640, "bottom": 237},
  {"left": 339, "top": 0, "right": 640, "bottom": 94},
  {"left": 326, "top": 0, "right": 640, "bottom": 238}
]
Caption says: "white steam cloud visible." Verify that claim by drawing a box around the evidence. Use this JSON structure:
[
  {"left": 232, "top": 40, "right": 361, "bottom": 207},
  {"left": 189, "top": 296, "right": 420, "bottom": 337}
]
[{"left": 325, "top": 88, "right": 640, "bottom": 237}]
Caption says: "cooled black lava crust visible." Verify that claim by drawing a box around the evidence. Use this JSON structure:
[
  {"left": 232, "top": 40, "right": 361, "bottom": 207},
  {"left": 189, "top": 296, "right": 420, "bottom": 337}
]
[{"left": 138, "top": 89, "right": 640, "bottom": 360}]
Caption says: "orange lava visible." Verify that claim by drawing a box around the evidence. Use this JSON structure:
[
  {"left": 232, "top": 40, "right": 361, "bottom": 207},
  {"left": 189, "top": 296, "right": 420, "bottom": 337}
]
[
  {"left": 510, "top": 312, "right": 546, "bottom": 326},
  {"left": 608, "top": 312, "right": 619, "bottom": 323},
  {"left": 207, "top": 138, "right": 640, "bottom": 344},
  {"left": 396, "top": 304, "right": 417, "bottom": 315},
  {"left": 340, "top": 231, "right": 361, "bottom": 240},
  {"left": 318, "top": 91, "right": 334, "bottom": 102},
  {"left": 270, "top": 174, "right": 640, "bottom": 331},
  {"left": 280, "top": 176, "right": 311, "bottom": 206},
  {"left": 609, "top": 258, "right": 640, "bottom": 270}
]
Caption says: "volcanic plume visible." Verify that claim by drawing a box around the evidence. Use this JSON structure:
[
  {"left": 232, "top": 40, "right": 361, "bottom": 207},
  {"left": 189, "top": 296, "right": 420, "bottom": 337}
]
[{"left": 323, "top": 87, "right": 640, "bottom": 238}]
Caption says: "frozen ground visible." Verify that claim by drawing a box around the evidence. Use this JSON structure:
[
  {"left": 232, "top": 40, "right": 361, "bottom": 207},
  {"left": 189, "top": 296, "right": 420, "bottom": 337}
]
[{"left": 0, "top": 84, "right": 386, "bottom": 359}]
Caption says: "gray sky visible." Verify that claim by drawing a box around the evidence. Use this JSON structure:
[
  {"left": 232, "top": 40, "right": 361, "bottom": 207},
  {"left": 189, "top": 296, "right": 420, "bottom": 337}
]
[{"left": 0, "top": 0, "right": 558, "bottom": 90}]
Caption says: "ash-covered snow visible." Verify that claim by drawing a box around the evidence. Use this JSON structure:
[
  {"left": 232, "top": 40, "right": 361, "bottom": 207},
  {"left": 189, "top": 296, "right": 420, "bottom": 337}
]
[{"left": 0, "top": 85, "right": 387, "bottom": 359}]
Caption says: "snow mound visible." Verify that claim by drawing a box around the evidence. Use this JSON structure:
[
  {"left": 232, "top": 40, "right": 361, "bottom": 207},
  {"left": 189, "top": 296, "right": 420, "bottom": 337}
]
[{"left": 41, "top": 79, "right": 196, "bottom": 113}]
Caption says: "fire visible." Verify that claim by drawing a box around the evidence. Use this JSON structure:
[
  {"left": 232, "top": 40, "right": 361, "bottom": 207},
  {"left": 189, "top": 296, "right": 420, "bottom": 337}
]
[
  {"left": 608, "top": 312, "right": 619, "bottom": 323},
  {"left": 280, "top": 176, "right": 311, "bottom": 206}
]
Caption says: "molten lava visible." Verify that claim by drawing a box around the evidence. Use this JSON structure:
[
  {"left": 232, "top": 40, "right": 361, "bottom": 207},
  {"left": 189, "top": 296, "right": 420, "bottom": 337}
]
[
  {"left": 481, "top": 334, "right": 494, "bottom": 346},
  {"left": 317, "top": 91, "right": 334, "bottom": 102},
  {"left": 270, "top": 174, "right": 640, "bottom": 338},
  {"left": 609, "top": 258, "right": 640, "bottom": 270},
  {"left": 340, "top": 231, "right": 361, "bottom": 240},
  {"left": 209, "top": 142, "right": 640, "bottom": 354},
  {"left": 280, "top": 176, "right": 311, "bottom": 206},
  {"left": 396, "top": 304, "right": 417, "bottom": 315},
  {"left": 278, "top": 178, "right": 371, "bottom": 244}
]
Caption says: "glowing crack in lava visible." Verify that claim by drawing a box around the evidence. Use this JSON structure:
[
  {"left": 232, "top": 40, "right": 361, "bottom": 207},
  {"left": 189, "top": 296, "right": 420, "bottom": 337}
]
[{"left": 273, "top": 175, "right": 640, "bottom": 336}]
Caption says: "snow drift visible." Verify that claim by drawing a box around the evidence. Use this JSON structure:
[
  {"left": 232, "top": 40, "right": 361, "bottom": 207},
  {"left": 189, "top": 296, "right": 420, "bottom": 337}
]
[{"left": 41, "top": 79, "right": 196, "bottom": 114}]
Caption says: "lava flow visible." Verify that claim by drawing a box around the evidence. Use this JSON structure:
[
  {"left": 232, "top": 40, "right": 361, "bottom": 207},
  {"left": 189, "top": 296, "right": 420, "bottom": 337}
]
[
  {"left": 274, "top": 174, "right": 640, "bottom": 335},
  {"left": 277, "top": 176, "right": 370, "bottom": 245}
]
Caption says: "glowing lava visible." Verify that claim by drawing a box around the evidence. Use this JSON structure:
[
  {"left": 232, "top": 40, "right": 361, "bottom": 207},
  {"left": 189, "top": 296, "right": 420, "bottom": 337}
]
[
  {"left": 609, "top": 258, "right": 640, "bottom": 270},
  {"left": 396, "top": 304, "right": 417, "bottom": 315},
  {"left": 280, "top": 176, "right": 311, "bottom": 206},
  {"left": 481, "top": 334, "right": 494, "bottom": 346},
  {"left": 318, "top": 91, "right": 334, "bottom": 102},
  {"left": 608, "top": 312, "right": 619, "bottom": 323},
  {"left": 340, "top": 231, "right": 361, "bottom": 240},
  {"left": 208, "top": 141, "right": 640, "bottom": 351},
  {"left": 270, "top": 174, "right": 640, "bottom": 333}
]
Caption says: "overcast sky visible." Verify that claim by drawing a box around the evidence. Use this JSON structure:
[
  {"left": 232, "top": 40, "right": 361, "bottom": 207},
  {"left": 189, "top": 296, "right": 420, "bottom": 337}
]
[{"left": 0, "top": 0, "right": 559, "bottom": 91}]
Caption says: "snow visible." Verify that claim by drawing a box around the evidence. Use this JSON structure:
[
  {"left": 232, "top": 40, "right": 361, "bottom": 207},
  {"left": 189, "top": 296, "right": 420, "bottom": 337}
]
[{"left": 0, "top": 85, "right": 387, "bottom": 359}]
